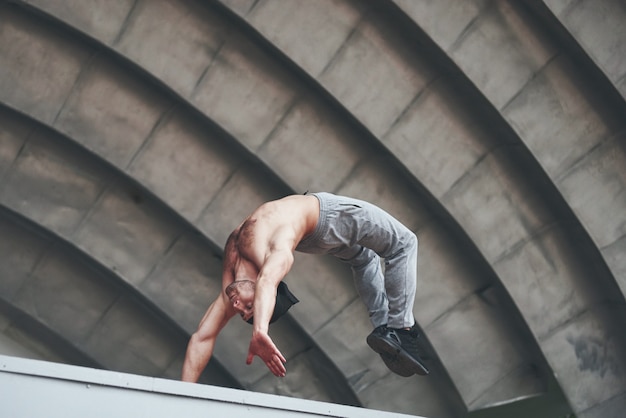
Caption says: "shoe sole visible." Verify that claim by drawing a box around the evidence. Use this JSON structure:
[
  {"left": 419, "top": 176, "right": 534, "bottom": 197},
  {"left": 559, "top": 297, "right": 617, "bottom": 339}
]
[
  {"left": 378, "top": 351, "right": 414, "bottom": 377},
  {"left": 367, "top": 334, "right": 429, "bottom": 376}
]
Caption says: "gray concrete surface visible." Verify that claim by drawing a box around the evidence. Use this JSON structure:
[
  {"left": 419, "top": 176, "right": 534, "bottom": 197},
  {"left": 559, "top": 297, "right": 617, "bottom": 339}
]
[{"left": 1, "top": 0, "right": 624, "bottom": 416}]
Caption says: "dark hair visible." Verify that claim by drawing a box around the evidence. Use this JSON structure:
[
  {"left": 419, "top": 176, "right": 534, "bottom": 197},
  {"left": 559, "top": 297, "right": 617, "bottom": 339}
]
[{"left": 225, "top": 280, "right": 254, "bottom": 298}]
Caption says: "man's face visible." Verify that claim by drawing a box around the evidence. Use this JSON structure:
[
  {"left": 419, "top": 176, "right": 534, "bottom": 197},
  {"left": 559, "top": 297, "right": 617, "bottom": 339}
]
[{"left": 229, "top": 283, "right": 255, "bottom": 322}]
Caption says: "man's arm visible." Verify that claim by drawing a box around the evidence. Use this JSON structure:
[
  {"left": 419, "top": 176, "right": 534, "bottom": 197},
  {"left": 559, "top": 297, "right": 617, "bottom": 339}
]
[
  {"left": 182, "top": 294, "right": 234, "bottom": 382},
  {"left": 182, "top": 229, "right": 240, "bottom": 382},
  {"left": 245, "top": 247, "right": 294, "bottom": 377},
  {"left": 252, "top": 247, "right": 295, "bottom": 333}
]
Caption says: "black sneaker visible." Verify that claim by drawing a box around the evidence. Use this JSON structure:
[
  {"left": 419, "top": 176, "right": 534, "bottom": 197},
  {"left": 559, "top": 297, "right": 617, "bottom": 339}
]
[
  {"left": 367, "top": 325, "right": 414, "bottom": 377},
  {"left": 395, "top": 324, "right": 430, "bottom": 374},
  {"left": 367, "top": 324, "right": 429, "bottom": 376}
]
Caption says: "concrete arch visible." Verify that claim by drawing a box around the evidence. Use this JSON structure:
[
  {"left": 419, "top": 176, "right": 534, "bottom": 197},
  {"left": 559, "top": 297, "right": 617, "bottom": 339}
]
[{"left": 1, "top": 0, "right": 624, "bottom": 416}]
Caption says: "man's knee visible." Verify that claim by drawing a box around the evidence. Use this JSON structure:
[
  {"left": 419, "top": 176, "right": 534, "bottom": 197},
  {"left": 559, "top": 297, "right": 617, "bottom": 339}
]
[{"left": 405, "top": 230, "right": 417, "bottom": 251}]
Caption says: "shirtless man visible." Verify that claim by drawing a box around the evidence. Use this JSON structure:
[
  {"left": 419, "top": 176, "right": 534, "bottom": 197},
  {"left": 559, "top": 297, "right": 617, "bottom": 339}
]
[{"left": 181, "top": 192, "right": 428, "bottom": 382}]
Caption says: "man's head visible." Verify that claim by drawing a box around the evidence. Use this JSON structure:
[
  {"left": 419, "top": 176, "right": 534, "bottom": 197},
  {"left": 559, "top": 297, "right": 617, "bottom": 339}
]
[
  {"left": 225, "top": 280, "right": 255, "bottom": 322},
  {"left": 225, "top": 280, "right": 299, "bottom": 325}
]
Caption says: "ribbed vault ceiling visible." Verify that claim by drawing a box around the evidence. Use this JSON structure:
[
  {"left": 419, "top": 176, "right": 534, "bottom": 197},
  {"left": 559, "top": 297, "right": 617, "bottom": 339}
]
[{"left": 1, "top": 1, "right": 625, "bottom": 417}]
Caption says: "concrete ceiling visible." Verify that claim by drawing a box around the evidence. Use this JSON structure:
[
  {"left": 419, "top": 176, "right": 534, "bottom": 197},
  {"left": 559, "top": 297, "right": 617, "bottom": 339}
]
[{"left": 0, "top": 0, "right": 625, "bottom": 416}]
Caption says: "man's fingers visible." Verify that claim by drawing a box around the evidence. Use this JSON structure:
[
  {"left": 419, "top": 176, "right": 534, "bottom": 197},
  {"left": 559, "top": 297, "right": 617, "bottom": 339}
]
[
  {"left": 274, "top": 363, "right": 287, "bottom": 377},
  {"left": 271, "top": 346, "right": 286, "bottom": 364},
  {"left": 270, "top": 358, "right": 286, "bottom": 377},
  {"left": 274, "top": 355, "right": 286, "bottom": 376},
  {"left": 263, "top": 355, "right": 286, "bottom": 377},
  {"left": 246, "top": 351, "right": 254, "bottom": 365}
]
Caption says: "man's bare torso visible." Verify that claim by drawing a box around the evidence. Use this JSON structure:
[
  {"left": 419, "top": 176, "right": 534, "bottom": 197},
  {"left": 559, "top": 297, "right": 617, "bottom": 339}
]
[{"left": 233, "top": 194, "right": 320, "bottom": 270}]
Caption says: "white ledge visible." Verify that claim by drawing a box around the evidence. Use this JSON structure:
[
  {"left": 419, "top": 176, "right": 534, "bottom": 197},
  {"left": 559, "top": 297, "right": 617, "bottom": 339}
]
[{"left": 0, "top": 355, "right": 422, "bottom": 418}]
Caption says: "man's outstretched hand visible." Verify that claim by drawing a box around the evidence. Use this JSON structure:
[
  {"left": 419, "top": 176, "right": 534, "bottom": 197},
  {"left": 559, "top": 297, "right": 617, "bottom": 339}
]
[{"left": 246, "top": 331, "right": 286, "bottom": 377}]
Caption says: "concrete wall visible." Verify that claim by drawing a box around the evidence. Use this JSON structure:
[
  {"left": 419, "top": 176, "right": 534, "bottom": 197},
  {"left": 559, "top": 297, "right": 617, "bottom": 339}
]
[{"left": 1, "top": 0, "right": 624, "bottom": 416}]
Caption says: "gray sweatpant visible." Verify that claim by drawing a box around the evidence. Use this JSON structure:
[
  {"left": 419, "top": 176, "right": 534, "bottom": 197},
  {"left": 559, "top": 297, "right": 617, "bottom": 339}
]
[{"left": 296, "top": 192, "right": 417, "bottom": 329}]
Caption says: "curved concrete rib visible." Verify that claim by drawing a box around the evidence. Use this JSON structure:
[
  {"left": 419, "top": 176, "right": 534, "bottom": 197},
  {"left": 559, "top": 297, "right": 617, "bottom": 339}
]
[{"left": 542, "top": 0, "right": 626, "bottom": 100}]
